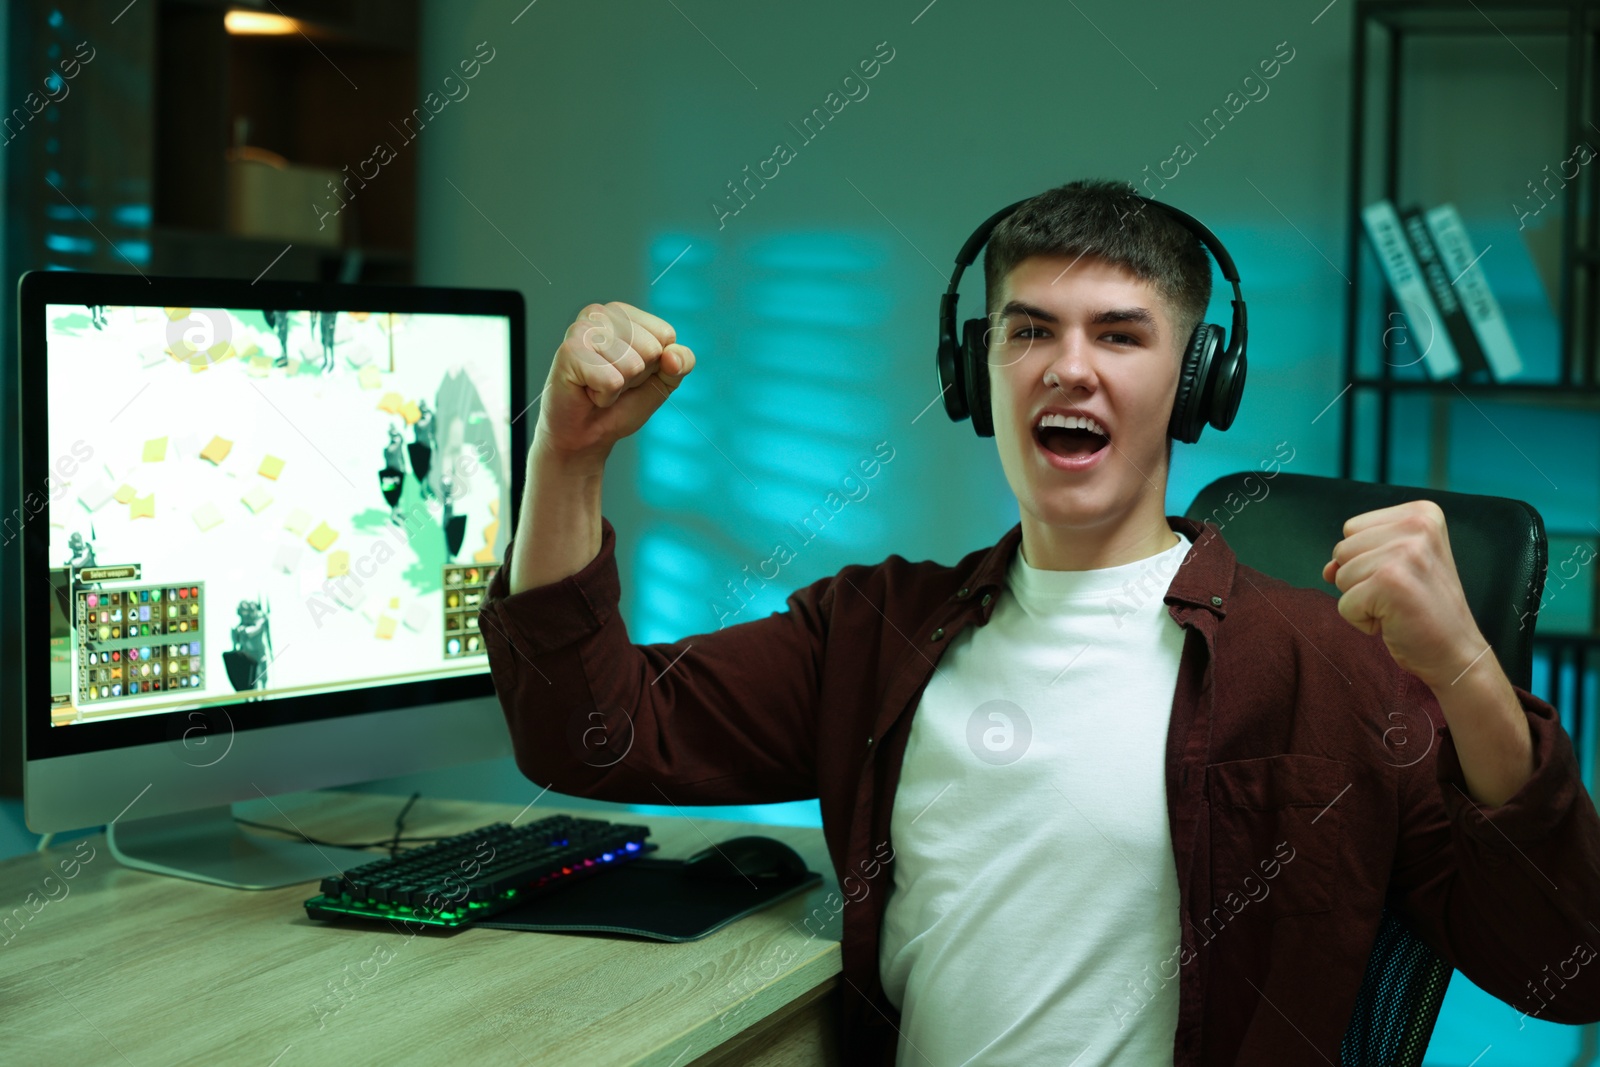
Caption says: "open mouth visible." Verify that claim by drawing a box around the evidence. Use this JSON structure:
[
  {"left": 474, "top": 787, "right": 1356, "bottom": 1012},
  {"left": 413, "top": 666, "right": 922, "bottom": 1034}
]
[{"left": 1034, "top": 413, "right": 1110, "bottom": 460}]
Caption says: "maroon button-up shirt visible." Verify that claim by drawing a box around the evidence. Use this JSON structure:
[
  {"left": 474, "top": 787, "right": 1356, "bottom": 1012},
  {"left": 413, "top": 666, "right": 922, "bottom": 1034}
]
[{"left": 477, "top": 513, "right": 1600, "bottom": 1064}]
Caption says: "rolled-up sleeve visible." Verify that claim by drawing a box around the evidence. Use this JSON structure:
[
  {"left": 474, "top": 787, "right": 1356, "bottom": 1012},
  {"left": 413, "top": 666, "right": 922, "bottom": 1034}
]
[
  {"left": 1390, "top": 665, "right": 1600, "bottom": 1024},
  {"left": 476, "top": 515, "right": 830, "bottom": 807}
]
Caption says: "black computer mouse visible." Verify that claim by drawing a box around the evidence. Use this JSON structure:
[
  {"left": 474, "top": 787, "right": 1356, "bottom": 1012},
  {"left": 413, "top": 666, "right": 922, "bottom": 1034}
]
[{"left": 681, "top": 835, "right": 809, "bottom": 882}]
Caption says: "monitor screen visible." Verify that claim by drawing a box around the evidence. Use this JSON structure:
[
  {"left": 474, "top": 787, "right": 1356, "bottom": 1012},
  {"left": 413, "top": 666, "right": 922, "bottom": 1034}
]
[{"left": 20, "top": 275, "right": 525, "bottom": 767}]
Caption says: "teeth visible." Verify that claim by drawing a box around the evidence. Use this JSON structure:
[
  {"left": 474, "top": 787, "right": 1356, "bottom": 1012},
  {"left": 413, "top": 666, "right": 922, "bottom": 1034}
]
[{"left": 1036, "top": 412, "right": 1107, "bottom": 437}]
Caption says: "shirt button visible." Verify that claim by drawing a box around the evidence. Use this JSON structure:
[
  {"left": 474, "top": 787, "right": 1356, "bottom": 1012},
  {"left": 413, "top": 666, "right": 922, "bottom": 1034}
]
[
  {"left": 955, "top": 587, "right": 970, "bottom": 599},
  {"left": 866, "top": 737, "right": 874, "bottom": 749},
  {"left": 930, "top": 627, "right": 945, "bottom": 641},
  {"left": 1211, "top": 595, "right": 1223, "bottom": 607},
  {"left": 981, "top": 593, "right": 993, "bottom": 607}
]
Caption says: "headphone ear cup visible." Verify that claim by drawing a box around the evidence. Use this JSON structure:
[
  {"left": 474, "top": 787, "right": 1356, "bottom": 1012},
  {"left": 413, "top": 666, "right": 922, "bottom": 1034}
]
[
  {"left": 961, "top": 317, "right": 994, "bottom": 437},
  {"left": 937, "top": 334, "right": 970, "bottom": 423},
  {"left": 1169, "top": 323, "right": 1223, "bottom": 445},
  {"left": 1210, "top": 347, "right": 1247, "bottom": 433}
]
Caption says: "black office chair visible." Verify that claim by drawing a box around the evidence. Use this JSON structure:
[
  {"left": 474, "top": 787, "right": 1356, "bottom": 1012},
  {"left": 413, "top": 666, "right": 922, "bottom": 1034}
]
[{"left": 1185, "top": 471, "right": 1549, "bottom": 1067}]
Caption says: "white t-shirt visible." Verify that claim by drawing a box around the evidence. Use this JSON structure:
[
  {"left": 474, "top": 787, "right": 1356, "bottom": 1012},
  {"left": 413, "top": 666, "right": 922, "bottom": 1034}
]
[{"left": 878, "top": 528, "right": 1193, "bottom": 1066}]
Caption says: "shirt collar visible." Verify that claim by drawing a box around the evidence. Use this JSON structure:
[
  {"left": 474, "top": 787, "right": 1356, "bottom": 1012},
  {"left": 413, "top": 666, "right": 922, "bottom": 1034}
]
[{"left": 960, "top": 516, "right": 1237, "bottom": 618}]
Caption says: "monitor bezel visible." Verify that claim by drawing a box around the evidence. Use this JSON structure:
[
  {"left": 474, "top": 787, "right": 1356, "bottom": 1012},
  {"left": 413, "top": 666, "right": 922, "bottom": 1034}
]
[{"left": 18, "top": 270, "right": 527, "bottom": 762}]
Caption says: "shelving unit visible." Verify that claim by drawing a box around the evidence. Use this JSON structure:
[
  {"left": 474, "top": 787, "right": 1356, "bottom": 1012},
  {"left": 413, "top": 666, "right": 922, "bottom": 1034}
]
[
  {"left": 151, "top": 0, "right": 419, "bottom": 283},
  {"left": 1341, "top": 0, "right": 1598, "bottom": 481},
  {"left": 1341, "top": 0, "right": 1600, "bottom": 776},
  {"left": 2, "top": 0, "right": 419, "bottom": 289}
]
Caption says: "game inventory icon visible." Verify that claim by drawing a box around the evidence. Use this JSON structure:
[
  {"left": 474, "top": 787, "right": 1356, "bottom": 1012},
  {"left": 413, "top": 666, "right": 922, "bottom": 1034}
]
[
  {"left": 75, "top": 582, "right": 206, "bottom": 703},
  {"left": 442, "top": 564, "right": 494, "bottom": 658}
]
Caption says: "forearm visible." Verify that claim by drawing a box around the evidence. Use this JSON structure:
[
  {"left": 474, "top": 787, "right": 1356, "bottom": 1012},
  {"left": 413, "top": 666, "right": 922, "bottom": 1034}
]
[
  {"left": 1400, "top": 661, "right": 1600, "bottom": 1023},
  {"left": 1428, "top": 643, "right": 1535, "bottom": 808},
  {"left": 507, "top": 433, "right": 607, "bottom": 595}
]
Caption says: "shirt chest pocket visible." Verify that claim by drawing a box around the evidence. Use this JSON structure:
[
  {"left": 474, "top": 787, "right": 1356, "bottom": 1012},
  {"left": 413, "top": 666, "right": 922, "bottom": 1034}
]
[{"left": 1204, "top": 754, "right": 1348, "bottom": 922}]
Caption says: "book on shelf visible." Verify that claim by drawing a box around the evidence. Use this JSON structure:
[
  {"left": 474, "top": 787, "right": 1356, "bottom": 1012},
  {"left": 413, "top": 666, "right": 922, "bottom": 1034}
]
[
  {"left": 1400, "top": 205, "right": 1492, "bottom": 383},
  {"left": 1421, "top": 203, "right": 1525, "bottom": 382},
  {"left": 1361, "top": 198, "right": 1461, "bottom": 379}
]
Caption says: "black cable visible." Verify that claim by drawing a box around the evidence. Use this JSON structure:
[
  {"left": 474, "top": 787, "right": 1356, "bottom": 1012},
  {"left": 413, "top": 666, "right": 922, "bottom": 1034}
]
[
  {"left": 233, "top": 818, "right": 441, "bottom": 851},
  {"left": 390, "top": 791, "right": 421, "bottom": 858},
  {"left": 233, "top": 792, "right": 436, "bottom": 854}
]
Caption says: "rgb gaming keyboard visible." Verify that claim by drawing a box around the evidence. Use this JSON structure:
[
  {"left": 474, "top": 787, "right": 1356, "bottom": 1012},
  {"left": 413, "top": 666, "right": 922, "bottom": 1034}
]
[{"left": 303, "top": 814, "right": 655, "bottom": 928}]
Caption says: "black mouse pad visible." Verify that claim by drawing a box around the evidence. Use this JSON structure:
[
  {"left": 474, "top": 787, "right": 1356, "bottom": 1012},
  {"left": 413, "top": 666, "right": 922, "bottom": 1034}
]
[{"left": 474, "top": 858, "right": 823, "bottom": 942}]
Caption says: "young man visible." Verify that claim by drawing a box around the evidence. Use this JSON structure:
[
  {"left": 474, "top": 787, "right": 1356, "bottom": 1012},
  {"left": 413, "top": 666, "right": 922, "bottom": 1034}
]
[{"left": 478, "top": 179, "right": 1600, "bottom": 1065}]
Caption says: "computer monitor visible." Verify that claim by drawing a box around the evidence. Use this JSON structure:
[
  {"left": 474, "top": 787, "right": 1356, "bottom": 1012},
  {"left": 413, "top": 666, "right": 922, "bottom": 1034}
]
[{"left": 16, "top": 271, "right": 525, "bottom": 888}]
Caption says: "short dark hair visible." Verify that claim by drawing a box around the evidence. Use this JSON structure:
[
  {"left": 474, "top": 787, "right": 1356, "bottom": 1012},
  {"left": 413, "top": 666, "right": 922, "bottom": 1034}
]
[{"left": 983, "top": 177, "right": 1213, "bottom": 354}]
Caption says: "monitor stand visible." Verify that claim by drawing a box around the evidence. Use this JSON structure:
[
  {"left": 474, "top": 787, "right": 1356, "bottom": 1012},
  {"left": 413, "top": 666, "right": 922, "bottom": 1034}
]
[{"left": 106, "top": 804, "right": 375, "bottom": 890}]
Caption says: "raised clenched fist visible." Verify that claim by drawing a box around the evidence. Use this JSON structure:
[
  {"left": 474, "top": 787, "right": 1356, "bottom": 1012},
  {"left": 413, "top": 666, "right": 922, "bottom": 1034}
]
[{"left": 534, "top": 301, "right": 696, "bottom": 466}]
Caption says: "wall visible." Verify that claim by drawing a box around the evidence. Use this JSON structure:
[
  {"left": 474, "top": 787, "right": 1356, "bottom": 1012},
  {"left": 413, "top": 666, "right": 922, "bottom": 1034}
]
[{"left": 389, "top": 0, "right": 1354, "bottom": 827}]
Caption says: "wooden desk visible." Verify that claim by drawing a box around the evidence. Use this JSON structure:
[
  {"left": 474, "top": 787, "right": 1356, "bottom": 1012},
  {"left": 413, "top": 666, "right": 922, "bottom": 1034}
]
[{"left": 0, "top": 791, "right": 844, "bottom": 1065}]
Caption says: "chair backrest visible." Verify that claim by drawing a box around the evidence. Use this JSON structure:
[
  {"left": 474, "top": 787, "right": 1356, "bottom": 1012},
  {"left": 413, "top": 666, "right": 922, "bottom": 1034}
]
[
  {"left": 1184, "top": 471, "right": 1549, "bottom": 1067},
  {"left": 1184, "top": 471, "right": 1546, "bottom": 689}
]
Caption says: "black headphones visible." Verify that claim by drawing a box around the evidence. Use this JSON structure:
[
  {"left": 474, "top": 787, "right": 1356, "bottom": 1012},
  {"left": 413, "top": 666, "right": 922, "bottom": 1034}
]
[{"left": 936, "top": 192, "right": 1248, "bottom": 443}]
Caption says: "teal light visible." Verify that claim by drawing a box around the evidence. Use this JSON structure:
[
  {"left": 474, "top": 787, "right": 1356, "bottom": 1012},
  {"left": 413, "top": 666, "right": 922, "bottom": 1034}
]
[
  {"left": 112, "top": 204, "right": 152, "bottom": 227},
  {"left": 621, "top": 231, "right": 891, "bottom": 831},
  {"left": 745, "top": 278, "right": 878, "bottom": 326},
  {"left": 45, "top": 233, "right": 93, "bottom": 254}
]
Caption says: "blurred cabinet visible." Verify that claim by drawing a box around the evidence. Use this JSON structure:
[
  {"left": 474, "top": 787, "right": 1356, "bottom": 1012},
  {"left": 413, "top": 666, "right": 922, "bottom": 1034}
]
[{"left": 5, "top": 0, "right": 419, "bottom": 288}]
